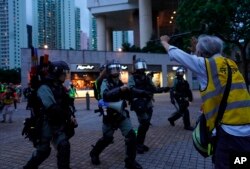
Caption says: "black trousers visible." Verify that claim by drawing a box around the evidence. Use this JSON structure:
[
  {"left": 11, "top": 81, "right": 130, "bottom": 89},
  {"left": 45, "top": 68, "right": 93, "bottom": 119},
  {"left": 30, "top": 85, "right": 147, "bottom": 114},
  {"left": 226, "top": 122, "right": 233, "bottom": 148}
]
[{"left": 168, "top": 104, "right": 191, "bottom": 128}]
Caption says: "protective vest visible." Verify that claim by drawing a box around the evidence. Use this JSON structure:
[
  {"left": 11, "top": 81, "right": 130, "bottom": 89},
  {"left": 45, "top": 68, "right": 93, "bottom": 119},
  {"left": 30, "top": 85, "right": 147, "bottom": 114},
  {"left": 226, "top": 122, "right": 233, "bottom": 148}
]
[
  {"left": 173, "top": 78, "right": 192, "bottom": 99},
  {"left": 3, "top": 92, "right": 14, "bottom": 105},
  {"left": 200, "top": 56, "right": 250, "bottom": 132},
  {"left": 133, "top": 74, "right": 153, "bottom": 91},
  {"left": 105, "top": 77, "right": 124, "bottom": 102},
  {"left": 69, "top": 87, "right": 76, "bottom": 98}
]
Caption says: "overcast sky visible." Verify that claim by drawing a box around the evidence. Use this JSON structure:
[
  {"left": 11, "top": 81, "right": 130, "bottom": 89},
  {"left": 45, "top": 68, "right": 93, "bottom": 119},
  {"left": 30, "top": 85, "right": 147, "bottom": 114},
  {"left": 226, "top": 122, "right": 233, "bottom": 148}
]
[{"left": 26, "top": 0, "right": 90, "bottom": 35}]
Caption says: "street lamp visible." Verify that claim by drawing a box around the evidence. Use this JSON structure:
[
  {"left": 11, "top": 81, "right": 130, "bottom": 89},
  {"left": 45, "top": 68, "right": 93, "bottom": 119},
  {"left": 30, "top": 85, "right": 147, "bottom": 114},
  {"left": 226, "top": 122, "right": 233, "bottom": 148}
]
[{"left": 44, "top": 44, "right": 48, "bottom": 49}]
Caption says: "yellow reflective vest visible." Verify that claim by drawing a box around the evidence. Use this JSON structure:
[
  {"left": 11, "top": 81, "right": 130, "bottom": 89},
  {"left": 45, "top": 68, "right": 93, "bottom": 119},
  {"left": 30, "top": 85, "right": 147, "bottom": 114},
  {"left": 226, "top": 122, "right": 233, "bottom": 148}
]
[{"left": 200, "top": 56, "right": 250, "bottom": 132}]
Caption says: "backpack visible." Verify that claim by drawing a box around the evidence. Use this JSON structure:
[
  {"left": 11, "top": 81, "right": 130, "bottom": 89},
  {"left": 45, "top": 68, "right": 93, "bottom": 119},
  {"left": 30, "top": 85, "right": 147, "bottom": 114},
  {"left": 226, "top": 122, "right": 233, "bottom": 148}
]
[{"left": 22, "top": 55, "right": 50, "bottom": 147}]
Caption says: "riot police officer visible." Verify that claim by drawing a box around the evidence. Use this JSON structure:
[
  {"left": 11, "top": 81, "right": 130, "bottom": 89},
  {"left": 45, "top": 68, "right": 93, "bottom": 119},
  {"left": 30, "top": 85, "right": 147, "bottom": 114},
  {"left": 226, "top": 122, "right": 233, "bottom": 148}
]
[
  {"left": 23, "top": 61, "right": 77, "bottom": 169},
  {"left": 128, "top": 58, "right": 156, "bottom": 154},
  {"left": 168, "top": 67, "right": 193, "bottom": 130},
  {"left": 90, "top": 60, "right": 142, "bottom": 169}
]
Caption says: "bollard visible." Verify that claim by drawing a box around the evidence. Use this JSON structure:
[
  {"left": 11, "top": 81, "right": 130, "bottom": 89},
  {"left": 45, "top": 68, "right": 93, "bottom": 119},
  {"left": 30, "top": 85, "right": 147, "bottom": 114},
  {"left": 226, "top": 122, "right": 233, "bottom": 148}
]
[{"left": 86, "top": 92, "right": 90, "bottom": 110}]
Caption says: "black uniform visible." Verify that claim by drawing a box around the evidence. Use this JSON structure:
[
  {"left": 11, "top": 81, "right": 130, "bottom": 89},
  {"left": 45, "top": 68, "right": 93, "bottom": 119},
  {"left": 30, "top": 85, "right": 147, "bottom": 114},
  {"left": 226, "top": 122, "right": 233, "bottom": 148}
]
[
  {"left": 90, "top": 61, "right": 142, "bottom": 169},
  {"left": 129, "top": 72, "right": 156, "bottom": 154},
  {"left": 23, "top": 61, "right": 76, "bottom": 169},
  {"left": 168, "top": 74, "right": 193, "bottom": 130}
]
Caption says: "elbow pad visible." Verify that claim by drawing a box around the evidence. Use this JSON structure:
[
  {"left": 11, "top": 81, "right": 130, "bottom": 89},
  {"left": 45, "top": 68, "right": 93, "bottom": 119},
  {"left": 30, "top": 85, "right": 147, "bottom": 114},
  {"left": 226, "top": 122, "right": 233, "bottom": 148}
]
[
  {"left": 103, "top": 87, "right": 121, "bottom": 102},
  {"left": 131, "top": 88, "right": 145, "bottom": 97}
]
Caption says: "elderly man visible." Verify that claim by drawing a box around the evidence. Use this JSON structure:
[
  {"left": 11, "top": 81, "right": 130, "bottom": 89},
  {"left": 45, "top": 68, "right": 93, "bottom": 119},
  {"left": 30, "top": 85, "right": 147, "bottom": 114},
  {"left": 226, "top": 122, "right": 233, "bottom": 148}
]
[{"left": 160, "top": 35, "right": 250, "bottom": 169}]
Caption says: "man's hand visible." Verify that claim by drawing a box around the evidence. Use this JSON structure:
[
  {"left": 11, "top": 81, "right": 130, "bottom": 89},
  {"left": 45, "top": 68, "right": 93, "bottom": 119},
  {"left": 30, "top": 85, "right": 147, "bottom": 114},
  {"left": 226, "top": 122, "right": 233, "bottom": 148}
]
[
  {"left": 70, "top": 116, "right": 78, "bottom": 128},
  {"left": 120, "top": 85, "right": 129, "bottom": 92},
  {"left": 160, "top": 35, "right": 170, "bottom": 51}
]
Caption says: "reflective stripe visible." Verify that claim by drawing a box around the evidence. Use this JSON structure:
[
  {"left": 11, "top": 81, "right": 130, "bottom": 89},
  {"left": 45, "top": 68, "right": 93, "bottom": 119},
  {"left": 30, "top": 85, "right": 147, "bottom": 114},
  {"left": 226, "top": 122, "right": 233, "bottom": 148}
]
[
  {"left": 205, "top": 107, "right": 218, "bottom": 120},
  {"left": 205, "top": 100, "right": 250, "bottom": 119},
  {"left": 202, "top": 82, "right": 247, "bottom": 101},
  {"left": 226, "top": 100, "right": 250, "bottom": 110},
  {"left": 210, "top": 58, "right": 222, "bottom": 88}
]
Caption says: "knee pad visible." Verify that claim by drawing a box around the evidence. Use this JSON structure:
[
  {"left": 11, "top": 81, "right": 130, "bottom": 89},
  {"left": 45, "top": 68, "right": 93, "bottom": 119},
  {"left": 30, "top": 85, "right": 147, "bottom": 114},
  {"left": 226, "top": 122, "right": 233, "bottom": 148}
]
[
  {"left": 57, "top": 140, "right": 70, "bottom": 152},
  {"left": 140, "top": 120, "right": 150, "bottom": 130},
  {"left": 125, "top": 130, "right": 136, "bottom": 144},
  {"left": 37, "top": 147, "right": 51, "bottom": 159},
  {"left": 101, "top": 136, "right": 114, "bottom": 145}
]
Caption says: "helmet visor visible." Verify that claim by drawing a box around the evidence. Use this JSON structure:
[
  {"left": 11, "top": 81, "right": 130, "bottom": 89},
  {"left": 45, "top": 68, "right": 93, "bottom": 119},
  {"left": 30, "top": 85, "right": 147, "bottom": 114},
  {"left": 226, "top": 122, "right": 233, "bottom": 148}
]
[
  {"left": 108, "top": 64, "right": 121, "bottom": 75},
  {"left": 135, "top": 61, "right": 147, "bottom": 70}
]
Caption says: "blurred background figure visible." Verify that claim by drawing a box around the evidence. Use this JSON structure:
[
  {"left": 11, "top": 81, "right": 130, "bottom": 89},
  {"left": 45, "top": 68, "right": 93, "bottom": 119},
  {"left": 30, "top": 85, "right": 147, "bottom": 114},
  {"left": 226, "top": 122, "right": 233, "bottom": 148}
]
[
  {"left": 68, "top": 83, "right": 78, "bottom": 112},
  {"left": 168, "top": 67, "right": 193, "bottom": 131}
]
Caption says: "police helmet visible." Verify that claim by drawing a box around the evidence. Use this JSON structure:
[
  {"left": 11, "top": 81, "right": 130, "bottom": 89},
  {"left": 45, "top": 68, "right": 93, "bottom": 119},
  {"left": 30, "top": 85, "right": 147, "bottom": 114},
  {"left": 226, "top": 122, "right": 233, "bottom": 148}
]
[
  {"left": 48, "top": 61, "right": 70, "bottom": 79},
  {"left": 106, "top": 60, "right": 121, "bottom": 77},
  {"left": 135, "top": 58, "right": 147, "bottom": 71},
  {"left": 176, "top": 67, "right": 185, "bottom": 76}
]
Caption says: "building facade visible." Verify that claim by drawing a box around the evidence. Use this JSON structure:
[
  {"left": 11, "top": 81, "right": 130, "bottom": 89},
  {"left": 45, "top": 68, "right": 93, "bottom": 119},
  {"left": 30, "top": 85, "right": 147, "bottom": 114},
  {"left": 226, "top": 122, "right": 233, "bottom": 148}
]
[
  {"left": 75, "top": 7, "right": 81, "bottom": 50},
  {"left": 0, "top": 0, "right": 27, "bottom": 69},
  {"left": 32, "top": 0, "right": 78, "bottom": 50},
  {"left": 87, "top": 0, "right": 178, "bottom": 51},
  {"left": 21, "top": 48, "right": 195, "bottom": 97}
]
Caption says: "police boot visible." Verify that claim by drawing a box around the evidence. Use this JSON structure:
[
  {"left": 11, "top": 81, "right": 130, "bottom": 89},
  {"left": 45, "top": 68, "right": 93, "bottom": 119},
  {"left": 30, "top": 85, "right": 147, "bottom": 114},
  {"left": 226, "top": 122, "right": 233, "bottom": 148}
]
[
  {"left": 57, "top": 140, "right": 70, "bottom": 169},
  {"left": 23, "top": 148, "right": 51, "bottom": 169},
  {"left": 125, "top": 159, "right": 143, "bottom": 169},
  {"left": 168, "top": 111, "right": 182, "bottom": 126},
  {"left": 90, "top": 137, "right": 113, "bottom": 165},
  {"left": 136, "top": 122, "right": 150, "bottom": 154},
  {"left": 183, "top": 110, "right": 193, "bottom": 131},
  {"left": 125, "top": 130, "right": 142, "bottom": 169}
]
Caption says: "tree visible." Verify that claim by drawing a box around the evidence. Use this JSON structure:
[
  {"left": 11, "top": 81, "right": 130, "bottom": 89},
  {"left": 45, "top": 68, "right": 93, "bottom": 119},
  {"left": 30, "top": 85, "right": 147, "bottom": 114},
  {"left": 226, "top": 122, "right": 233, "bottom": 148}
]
[
  {"left": 176, "top": 0, "right": 250, "bottom": 87},
  {"left": 0, "top": 68, "right": 21, "bottom": 84}
]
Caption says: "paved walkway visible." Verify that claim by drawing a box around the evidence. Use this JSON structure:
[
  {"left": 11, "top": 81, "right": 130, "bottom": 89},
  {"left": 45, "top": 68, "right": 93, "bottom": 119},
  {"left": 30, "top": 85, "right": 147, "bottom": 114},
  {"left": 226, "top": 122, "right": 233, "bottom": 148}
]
[{"left": 0, "top": 91, "right": 213, "bottom": 169}]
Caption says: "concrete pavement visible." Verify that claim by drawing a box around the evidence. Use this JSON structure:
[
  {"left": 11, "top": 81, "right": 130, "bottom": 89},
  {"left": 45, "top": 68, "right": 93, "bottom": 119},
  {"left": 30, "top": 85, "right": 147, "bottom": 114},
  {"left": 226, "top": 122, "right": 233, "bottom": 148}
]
[{"left": 0, "top": 91, "right": 213, "bottom": 169}]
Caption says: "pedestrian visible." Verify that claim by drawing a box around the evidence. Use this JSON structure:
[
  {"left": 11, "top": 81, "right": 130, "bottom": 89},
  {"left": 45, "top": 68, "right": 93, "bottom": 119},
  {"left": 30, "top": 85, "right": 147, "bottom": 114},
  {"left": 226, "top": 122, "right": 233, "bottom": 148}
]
[
  {"left": 160, "top": 34, "right": 250, "bottom": 169},
  {"left": 1, "top": 86, "right": 15, "bottom": 123},
  {"left": 93, "top": 64, "right": 106, "bottom": 101},
  {"left": 168, "top": 67, "right": 194, "bottom": 131},
  {"left": 128, "top": 58, "right": 156, "bottom": 154},
  {"left": 89, "top": 60, "right": 142, "bottom": 169},
  {"left": 68, "top": 83, "right": 78, "bottom": 112},
  {"left": 23, "top": 61, "right": 77, "bottom": 169}
]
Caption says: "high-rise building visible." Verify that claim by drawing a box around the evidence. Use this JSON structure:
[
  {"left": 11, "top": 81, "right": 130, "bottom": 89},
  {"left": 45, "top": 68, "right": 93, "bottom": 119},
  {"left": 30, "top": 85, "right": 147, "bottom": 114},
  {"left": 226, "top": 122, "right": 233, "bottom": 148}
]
[
  {"left": 113, "top": 30, "right": 134, "bottom": 51},
  {"left": 0, "top": 0, "right": 27, "bottom": 69},
  {"left": 80, "top": 31, "right": 89, "bottom": 50},
  {"left": 89, "top": 16, "right": 97, "bottom": 50},
  {"left": 75, "top": 7, "right": 81, "bottom": 50},
  {"left": 32, "top": 0, "right": 77, "bottom": 50}
]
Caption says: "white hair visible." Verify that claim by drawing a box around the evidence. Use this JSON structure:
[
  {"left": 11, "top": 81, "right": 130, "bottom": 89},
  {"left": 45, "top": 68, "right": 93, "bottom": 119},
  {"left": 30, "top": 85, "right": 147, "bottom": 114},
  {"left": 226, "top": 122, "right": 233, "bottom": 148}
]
[{"left": 196, "top": 35, "right": 224, "bottom": 57}]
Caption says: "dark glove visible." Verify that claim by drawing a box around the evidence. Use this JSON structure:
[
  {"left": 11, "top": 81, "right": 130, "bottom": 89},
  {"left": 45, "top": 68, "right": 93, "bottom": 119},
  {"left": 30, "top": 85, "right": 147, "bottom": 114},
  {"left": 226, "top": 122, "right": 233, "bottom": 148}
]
[
  {"left": 163, "top": 87, "right": 170, "bottom": 93},
  {"left": 143, "top": 91, "right": 153, "bottom": 98},
  {"left": 171, "top": 99, "right": 175, "bottom": 105}
]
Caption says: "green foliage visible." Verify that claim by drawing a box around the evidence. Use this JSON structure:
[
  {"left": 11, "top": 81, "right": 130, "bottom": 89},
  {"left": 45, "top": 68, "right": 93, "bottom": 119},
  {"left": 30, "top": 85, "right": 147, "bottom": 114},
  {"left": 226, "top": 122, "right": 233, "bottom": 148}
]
[
  {"left": 176, "top": 0, "right": 250, "bottom": 86},
  {"left": 177, "top": 0, "right": 250, "bottom": 43},
  {"left": 121, "top": 41, "right": 166, "bottom": 53},
  {"left": 141, "top": 41, "right": 166, "bottom": 53},
  {"left": 122, "top": 42, "right": 141, "bottom": 52},
  {"left": 0, "top": 68, "right": 21, "bottom": 84}
]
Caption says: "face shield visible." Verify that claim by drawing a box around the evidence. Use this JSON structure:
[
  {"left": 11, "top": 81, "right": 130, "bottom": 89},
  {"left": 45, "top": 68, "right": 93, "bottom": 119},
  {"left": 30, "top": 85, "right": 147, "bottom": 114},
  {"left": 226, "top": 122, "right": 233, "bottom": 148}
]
[
  {"left": 107, "top": 64, "right": 121, "bottom": 77},
  {"left": 135, "top": 61, "right": 147, "bottom": 70},
  {"left": 176, "top": 68, "right": 185, "bottom": 77}
]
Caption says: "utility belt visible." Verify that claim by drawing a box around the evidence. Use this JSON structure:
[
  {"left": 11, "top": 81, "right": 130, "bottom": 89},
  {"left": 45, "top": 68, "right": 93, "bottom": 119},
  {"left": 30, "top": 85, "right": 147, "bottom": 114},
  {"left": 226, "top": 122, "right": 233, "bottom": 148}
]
[
  {"left": 130, "top": 97, "right": 149, "bottom": 113},
  {"left": 103, "top": 108, "right": 127, "bottom": 128},
  {"left": 175, "top": 96, "right": 189, "bottom": 107}
]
